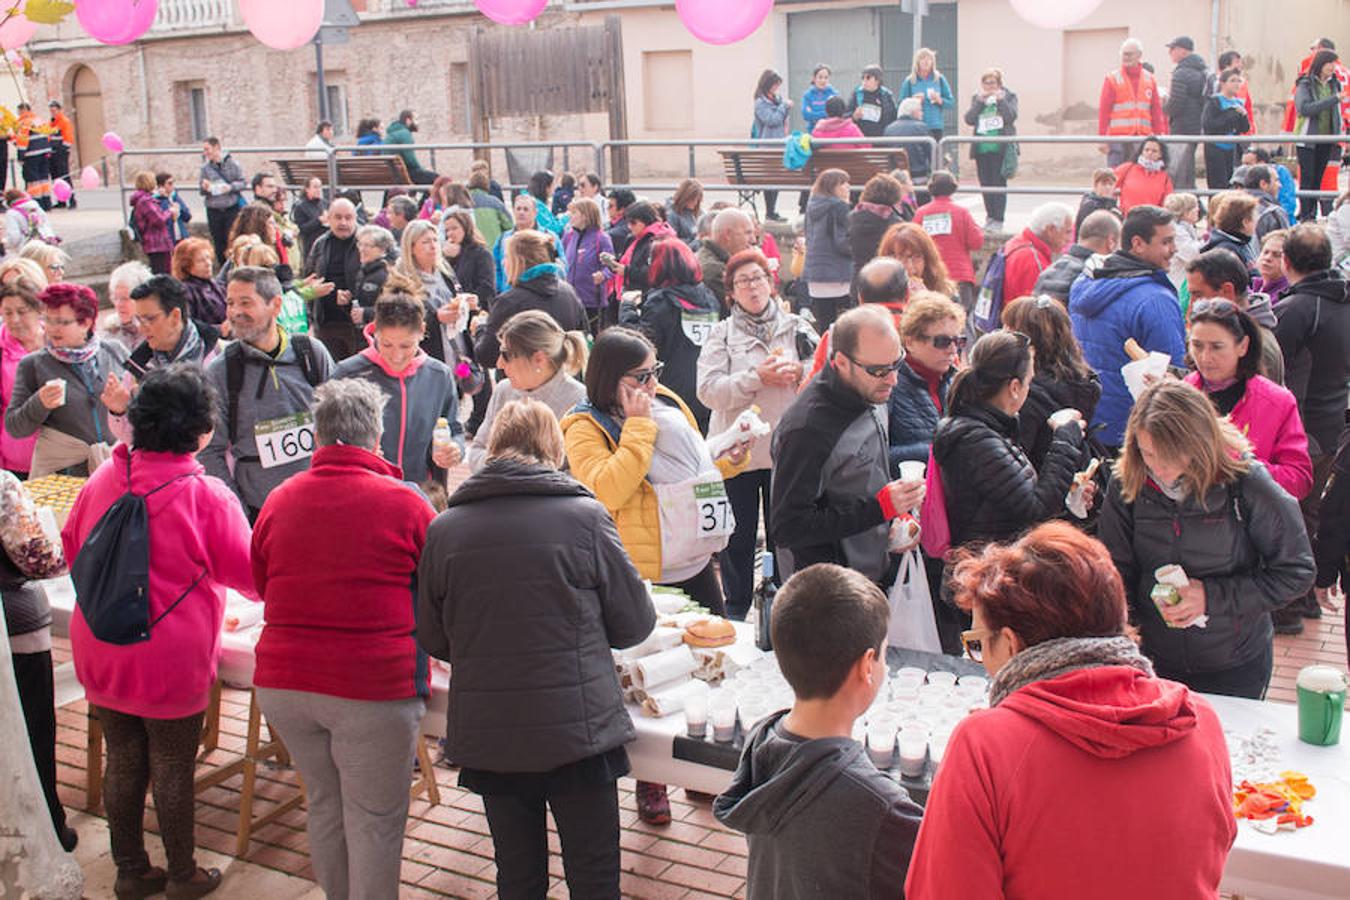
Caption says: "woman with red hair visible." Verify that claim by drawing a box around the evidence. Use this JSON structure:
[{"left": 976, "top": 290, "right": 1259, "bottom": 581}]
[
  {"left": 171, "top": 237, "right": 226, "bottom": 325},
  {"left": 906, "top": 521, "right": 1237, "bottom": 900},
  {"left": 878, "top": 221, "right": 956, "bottom": 299},
  {"left": 4, "top": 283, "right": 128, "bottom": 476}
]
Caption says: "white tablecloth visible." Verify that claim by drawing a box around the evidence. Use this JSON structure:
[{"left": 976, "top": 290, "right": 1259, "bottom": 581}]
[{"left": 43, "top": 576, "right": 1350, "bottom": 897}]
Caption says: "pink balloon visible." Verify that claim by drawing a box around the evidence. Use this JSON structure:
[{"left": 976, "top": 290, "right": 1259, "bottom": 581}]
[
  {"left": 1008, "top": 0, "right": 1103, "bottom": 29},
  {"left": 0, "top": 2, "right": 38, "bottom": 50},
  {"left": 52, "top": 180, "right": 73, "bottom": 203},
  {"left": 102, "top": 132, "right": 124, "bottom": 154},
  {"left": 80, "top": 166, "right": 102, "bottom": 190},
  {"left": 676, "top": 0, "right": 773, "bottom": 45},
  {"left": 239, "top": 0, "right": 323, "bottom": 51},
  {"left": 77, "top": 0, "right": 159, "bottom": 45},
  {"left": 474, "top": 0, "right": 547, "bottom": 26}
]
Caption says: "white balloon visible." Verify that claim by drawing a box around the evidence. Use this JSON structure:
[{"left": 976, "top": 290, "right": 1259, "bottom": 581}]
[{"left": 1008, "top": 0, "right": 1104, "bottom": 30}]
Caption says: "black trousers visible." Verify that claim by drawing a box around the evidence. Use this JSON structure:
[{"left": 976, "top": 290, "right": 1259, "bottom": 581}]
[
  {"left": 13, "top": 649, "right": 69, "bottom": 839},
  {"left": 1296, "top": 143, "right": 1337, "bottom": 220},
  {"left": 762, "top": 190, "right": 778, "bottom": 218},
  {"left": 206, "top": 205, "right": 240, "bottom": 263},
  {"left": 719, "top": 468, "right": 772, "bottom": 619},
  {"left": 810, "top": 293, "right": 851, "bottom": 332},
  {"left": 663, "top": 560, "right": 725, "bottom": 617},
  {"left": 1157, "top": 642, "right": 1273, "bottom": 701},
  {"left": 483, "top": 782, "right": 621, "bottom": 900},
  {"left": 1204, "top": 144, "right": 1238, "bottom": 192},
  {"left": 974, "top": 151, "right": 1007, "bottom": 223}
]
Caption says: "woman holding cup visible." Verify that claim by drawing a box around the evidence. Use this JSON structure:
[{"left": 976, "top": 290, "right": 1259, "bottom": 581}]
[
  {"left": 697, "top": 248, "right": 817, "bottom": 619},
  {"left": 906, "top": 522, "right": 1237, "bottom": 899},
  {"left": 1098, "top": 379, "right": 1315, "bottom": 698},
  {"left": 5, "top": 283, "right": 129, "bottom": 478}
]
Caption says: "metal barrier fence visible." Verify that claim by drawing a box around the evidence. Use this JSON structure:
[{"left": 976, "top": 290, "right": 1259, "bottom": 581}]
[{"left": 113, "top": 132, "right": 1343, "bottom": 227}]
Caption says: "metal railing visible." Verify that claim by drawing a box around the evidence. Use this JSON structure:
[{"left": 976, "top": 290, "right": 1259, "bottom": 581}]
[
  {"left": 934, "top": 133, "right": 1344, "bottom": 200},
  {"left": 112, "top": 132, "right": 1345, "bottom": 228}
]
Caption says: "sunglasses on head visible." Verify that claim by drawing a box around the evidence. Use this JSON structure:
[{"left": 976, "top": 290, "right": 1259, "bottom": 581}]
[
  {"left": 626, "top": 361, "right": 665, "bottom": 385},
  {"left": 844, "top": 353, "right": 904, "bottom": 378},
  {"left": 1190, "top": 298, "right": 1239, "bottom": 319},
  {"left": 925, "top": 334, "right": 968, "bottom": 350}
]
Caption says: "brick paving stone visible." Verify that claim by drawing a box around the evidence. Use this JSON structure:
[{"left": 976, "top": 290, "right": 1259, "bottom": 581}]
[
  {"left": 659, "top": 862, "right": 746, "bottom": 896},
  {"left": 619, "top": 871, "right": 692, "bottom": 900}
]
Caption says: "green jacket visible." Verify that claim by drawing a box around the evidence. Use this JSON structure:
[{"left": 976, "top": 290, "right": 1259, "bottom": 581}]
[{"left": 385, "top": 119, "right": 429, "bottom": 176}]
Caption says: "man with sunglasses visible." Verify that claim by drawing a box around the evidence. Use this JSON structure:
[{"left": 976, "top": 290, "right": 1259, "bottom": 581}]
[{"left": 771, "top": 306, "right": 924, "bottom": 586}]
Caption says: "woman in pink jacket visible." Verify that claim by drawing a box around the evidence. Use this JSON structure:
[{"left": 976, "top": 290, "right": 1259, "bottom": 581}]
[
  {"left": 810, "top": 95, "right": 869, "bottom": 149},
  {"left": 1183, "top": 300, "right": 1313, "bottom": 499},
  {"left": 63, "top": 364, "right": 254, "bottom": 900}
]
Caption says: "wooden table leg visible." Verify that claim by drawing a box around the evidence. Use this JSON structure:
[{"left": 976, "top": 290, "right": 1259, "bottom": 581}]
[
  {"left": 199, "top": 679, "right": 223, "bottom": 753},
  {"left": 234, "top": 689, "right": 304, "bottom": 857},
  {"left": 412, "top": 737, "right": 441, "bottom": 806},
  {"left": 85, "top": 709, "right": 103, "bottom": 811}
]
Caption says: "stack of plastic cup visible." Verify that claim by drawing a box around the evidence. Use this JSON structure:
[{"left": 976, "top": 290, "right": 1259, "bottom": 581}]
[
  {"left": 867, "top": 720, "right": 898, "bottom": 769},
  {"left": 897, "top": 724, "right": 929, "bottom": 778}
]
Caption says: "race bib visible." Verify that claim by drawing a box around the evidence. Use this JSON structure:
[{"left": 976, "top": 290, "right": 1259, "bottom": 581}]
[
  {"left": 859, "top": 103, "right": 882, "bottom": 123},
  {"left": 922, "top": 213, "right": 953, "bottom": 236},
  {"left": 973, "top": 287, "right": 994, "bottom": 322},
  {"left": 680, "top": 310, "right": 718, "bottom": 347},
  {"left": 254, "top": 411, "right": 316, "bottom": 469},
  {"left": 977, "top": 114, "right": 1004, "bottom": 133},
  {"left": 694, "top": 481, "right": 735, "bottom": 538}
]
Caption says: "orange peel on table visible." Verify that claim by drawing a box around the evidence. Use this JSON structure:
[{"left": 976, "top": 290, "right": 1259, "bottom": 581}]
[{"left": 1233, "top": 771, "right": 1316, "bottom": 829}]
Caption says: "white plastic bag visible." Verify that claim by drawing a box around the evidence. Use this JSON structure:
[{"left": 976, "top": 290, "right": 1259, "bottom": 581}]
[{"left": 887, "top": 549, "right": 942, "bottom": 653}]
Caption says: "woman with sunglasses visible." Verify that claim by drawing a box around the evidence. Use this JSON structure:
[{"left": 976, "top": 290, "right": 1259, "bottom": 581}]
[
  {"left": 697, "top": 249, "right": 816, "bottom": 620},
  {"left": 888, "top": 292, "right": 966, "bottom": 475},
  {"left": 1182, "top": 300, "right": 1313, "bottom": 499},
  {"left": 1000, "top": 295, "right": 1103, "bottom": 472},
  {"left": 906, "top": 522, "right": 1236, "bottom": 900},
  {"left": 563, "top": 326, "right": 753, "bottom": 826},
  {"left": 1099, "top": 380, "right": 1315, "bottom": 698}
]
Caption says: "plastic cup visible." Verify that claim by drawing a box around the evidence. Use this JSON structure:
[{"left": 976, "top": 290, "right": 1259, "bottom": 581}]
[
  {"left": 898, "top": 729, "right": 929, "bottom": 777},
  {"left": 926, "top": 670, "right": 958, "bottom": 689},
  {"left": 895, "top": 666, "right": 927, "bottom": 683},
  {"left": 684, "top": 690, "right": 708, "bottom": 739},
  {"left": 710, "top": 693, "right": 738, "bottom": 743},
  {"left": 957, "top": 675, "right": 988, "bottom": 693},
  {"left": 45, "top": 378, "right": 67, "bottom": 406},
  {"left": 867, "top": 724, "right": 896, "bottom": 769},
  {"left": 898, "top": 460, "right": 926, "bottom": 482}
]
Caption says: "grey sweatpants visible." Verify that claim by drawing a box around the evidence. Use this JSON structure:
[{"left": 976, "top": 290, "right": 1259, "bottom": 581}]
[{"left": 257, "top": 688, "right": 425, "bottom": 900}]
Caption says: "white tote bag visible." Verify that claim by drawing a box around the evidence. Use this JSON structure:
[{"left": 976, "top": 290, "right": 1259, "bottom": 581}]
[{"left": 887, "top": 549, "right": 942, "bottom": 653}]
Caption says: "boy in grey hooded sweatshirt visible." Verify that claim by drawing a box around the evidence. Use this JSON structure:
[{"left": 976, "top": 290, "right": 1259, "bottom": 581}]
[{"left": 714, "top": 563, "right": 923, "bottom": 898}]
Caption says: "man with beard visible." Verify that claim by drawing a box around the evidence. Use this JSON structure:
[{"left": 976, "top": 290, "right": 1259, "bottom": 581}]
[{"left": 201, "top": 266, "right": 334, "bottom": 520}]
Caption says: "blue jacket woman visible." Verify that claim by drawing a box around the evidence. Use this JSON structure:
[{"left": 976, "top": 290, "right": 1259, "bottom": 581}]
[
  {"left": 898, "top": 48, "right": 955, "bottom": 134},
  {"left": 801, "top": 66, "right": 840, "bottom": 132}
]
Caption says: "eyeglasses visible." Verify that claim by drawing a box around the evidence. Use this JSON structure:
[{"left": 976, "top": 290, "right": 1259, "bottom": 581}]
[
  {"left": 41, "top": 315, "right": 78, "bottom": 327},
  {"left": 499, "top": 347, "right": 520, "bottom": 362},
  {"left": 923, "top": 334, "right": 967, "bottom": 351},
  {"left": 1190, "top": 298, "right": 1240, "bottom": 319},
  {"left": 960, "top": 627, "right": 996, "bottom": 662},
  {"left": 47, "top": 264, "right": 65, "bottom": 273},
  {"left": 843, "top": 354, "right": 904, "bottom": 378},
  {"left": 136, "top": 311, "right": 165, "bottom": 326},
  {"left": 625, "top": 361, "right": 665, "bottom": 385},
  {"left": 733, "top": 273, "right": 770, "bottom": 289}
]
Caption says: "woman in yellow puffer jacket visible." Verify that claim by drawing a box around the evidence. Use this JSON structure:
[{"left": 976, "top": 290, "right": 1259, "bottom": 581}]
[
  {"left": 561, "top": 325, "right": 750, "bottom": 827},
  {"left": 562, "top": 327, "right": 748, "bottom": 606}
]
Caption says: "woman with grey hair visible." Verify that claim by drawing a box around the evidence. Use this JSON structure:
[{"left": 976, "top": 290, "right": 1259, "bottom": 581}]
[
  {"left": 252, "top": 376, "right": 436, "bottom": 900},
  {"left": 419, "top": 398, "right": 655, "bottom": 899},
  {"left": 352, "top": 223, "right": 396, "bottom": 324},
  {"left": 98, "top": 261, "right": 154, "bottom": 352}
]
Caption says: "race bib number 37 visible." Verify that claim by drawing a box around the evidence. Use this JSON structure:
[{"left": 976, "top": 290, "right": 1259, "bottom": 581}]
[
  {"left": 254, "top": 411, "right": 316, "bottom": 469},
  {"left": 694, "top": 481, "right": 734, "bottom": 538}
]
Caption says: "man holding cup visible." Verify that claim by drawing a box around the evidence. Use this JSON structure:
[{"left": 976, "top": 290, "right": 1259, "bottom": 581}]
[{"left": 771, "top": 306, "right": 924, "bottom": 587}]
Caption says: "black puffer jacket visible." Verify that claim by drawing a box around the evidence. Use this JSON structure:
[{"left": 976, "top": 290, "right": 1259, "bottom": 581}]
[
  {"left": 848, "top": 206, "right": 903, "bottom": 276},
  {"left": 887, "top": 360, "right": 954, "bottom": 475},
  {"left": 932, "top": 403, "right": 1083, "bottom": 547},
  {"left": 354, "top": 256, "right": 390, "bottom": 323},
  {"left": 1033, "top": 244, "right": 1096, "bottom": 303},
  {"left": 1017, "top": 372, "right": 1102, "bottom": 470},
  {"left": 1273, "top": 269, "right": 1350, "bottom": 457},
  {"left": 1164, "top": 53, "right": 1210, "bottom": 134},
  {"left": 416, "top": 458, "right": 656, "bottom": 773},
  {"left": 620, "top": 281, "right": 719, "bottom": 434},
  {"left": 1098, "top": 462, "right": 1315, "bottom": 677},
  {"left": 473, "top": 270, "right": 588, "bottom": 366}
]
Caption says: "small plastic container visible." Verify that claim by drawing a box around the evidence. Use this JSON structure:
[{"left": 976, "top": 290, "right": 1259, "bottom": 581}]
[
  {"left": 926, "top": 670, "right": 958, "bottom": 689},
  {"left": 684, "top": 689, "right": 708, "bottom": 739},
  {"left": 710, "top": 693, "right": 738, "bottom": 743},
  {"left": 867, "top": 724, "right": 897, "bottom": 769}
]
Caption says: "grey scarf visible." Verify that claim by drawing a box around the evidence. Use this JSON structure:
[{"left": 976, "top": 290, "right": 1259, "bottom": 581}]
[
  {"left": 989, "top": 636, "right": 1153, "bottom": 708},
  {"left": 730, "top": 297, "right": 781, "bottom": 346}
]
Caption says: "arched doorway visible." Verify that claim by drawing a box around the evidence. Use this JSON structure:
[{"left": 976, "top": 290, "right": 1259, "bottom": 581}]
[{"left": 70, "top": 65, "right": 106, "bottom": 172}]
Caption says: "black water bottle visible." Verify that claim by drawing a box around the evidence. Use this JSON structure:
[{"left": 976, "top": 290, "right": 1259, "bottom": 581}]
[{"left": 754, "top": 553, "right": 776, "bottom": 651}]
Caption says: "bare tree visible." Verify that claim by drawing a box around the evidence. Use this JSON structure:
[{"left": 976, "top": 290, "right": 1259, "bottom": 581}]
[{"left": 0, "top": 614, "right": 83, "bottom": 899}]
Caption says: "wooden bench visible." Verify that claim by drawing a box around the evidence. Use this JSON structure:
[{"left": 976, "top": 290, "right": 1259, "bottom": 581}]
[
  {"left": 273, "top": 154, "right": 412, "bottom": 190},
  {"left": 720, "top": 147, "right": 911, "bottom": 204}
]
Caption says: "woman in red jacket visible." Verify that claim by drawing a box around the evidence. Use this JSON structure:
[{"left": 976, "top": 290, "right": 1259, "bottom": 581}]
[
  {"left": 907, "top": 522, "right": 1236, "bottom": 900},
  {"left": 1113, "top": 135, "right": 1175, "bottom": 213},
  {"left": 252, "top": 378, "right": 436, "bottom": 900}
]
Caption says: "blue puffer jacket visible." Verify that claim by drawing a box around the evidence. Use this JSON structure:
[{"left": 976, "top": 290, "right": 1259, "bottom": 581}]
[
  {"left": 887, "top": 360, "right": 954, "bottom": 476},
  {"left": 1068, "top": 251, "right": 1186, "bottom": 448}
]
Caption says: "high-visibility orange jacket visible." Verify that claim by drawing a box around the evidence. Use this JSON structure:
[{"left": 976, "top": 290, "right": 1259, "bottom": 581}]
[{"left": 1098, "top": 67, "right": 1167, "bottom": 137}]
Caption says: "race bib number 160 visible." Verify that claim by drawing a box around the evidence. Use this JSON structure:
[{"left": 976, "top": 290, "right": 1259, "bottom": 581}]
[{"left": 254, "top": 411, "right": 316, "bottom": 469}]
